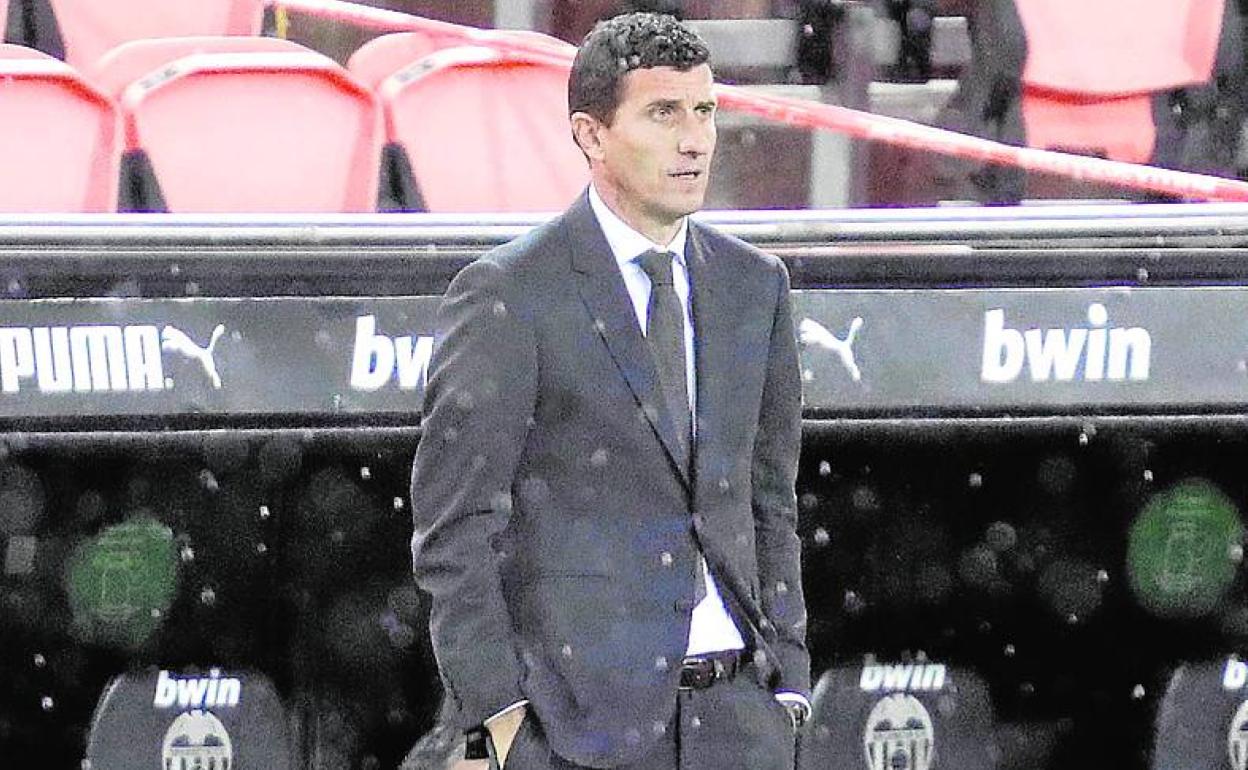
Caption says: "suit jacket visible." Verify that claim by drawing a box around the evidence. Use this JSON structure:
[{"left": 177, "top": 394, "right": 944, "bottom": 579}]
[{"left": 410, "top": 192, "right": 809, "bottom": 768}]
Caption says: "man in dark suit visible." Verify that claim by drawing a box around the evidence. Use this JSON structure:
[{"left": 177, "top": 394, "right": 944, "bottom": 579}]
[{"left": 410, "top": 12, "right": 809, "bottom": 770}]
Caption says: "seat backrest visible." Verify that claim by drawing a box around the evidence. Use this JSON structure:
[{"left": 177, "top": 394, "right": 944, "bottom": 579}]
[
  {"left": 88, "top": 35, "right": 304, "bottom": 100},
  {"left": 798, "top": 659, "right": 996, "bottom": 770},
  {"left": 380, "top": 45, "right": 586, "bottom": 212},
  {"left": 348, "top": 28, "right": 573, "bottom": 90},
  {"left": 45, "top": 0, "right": 265, "bottom": 68},
  {"left": 1013, "top": 0, "right": 1227, "bottom": 164},
  {"left": 0, "top": 43, "right": 119, "bottom": 211},
  {"left": 86, "top": 667, "right": 293, "bottom": 770},
  {"left": 1016, "top": 0, "right": 1224, "bottom": 95},
  {"left": 119, "top": 49, "right": 381, "bottom": 212},
  {"left": 1151, "top": 657, "right": 1248, "bottom": 769}
]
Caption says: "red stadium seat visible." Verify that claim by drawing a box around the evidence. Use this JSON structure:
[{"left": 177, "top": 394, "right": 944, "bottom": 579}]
[
  {"left": 9, "top": 0, "right": 264, "bottom": 68},
  {"left": 347, "top": 28, "right": 573, "bottom": 90},
  {"left": 376, "top": 45, "right": 587, "bottom": 212},
  {"left": 87, "top": 36, "right": 305, "bottom": 100},
  {"left": 98, "top": 44, "right": 380, "bottom": 212},
  {"left": 0, "top": 44, "right": 120, "bottom": 212},
  {"left": 1016, "top": 0, "right": 1226, "bottom": 163}
]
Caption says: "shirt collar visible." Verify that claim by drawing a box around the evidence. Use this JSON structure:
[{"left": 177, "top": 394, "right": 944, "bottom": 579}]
[{"left": 588, "top": 184, "right": 688, "bottom": 271}]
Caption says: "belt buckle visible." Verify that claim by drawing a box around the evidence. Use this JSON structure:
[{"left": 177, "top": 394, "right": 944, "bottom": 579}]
[{"left": 681, "top": 657, "right": 722, "bottom": 690}]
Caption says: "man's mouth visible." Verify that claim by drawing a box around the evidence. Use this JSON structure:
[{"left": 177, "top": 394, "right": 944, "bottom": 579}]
[{"left": 669, "top": 170, "right": 703, "bottom": 180}]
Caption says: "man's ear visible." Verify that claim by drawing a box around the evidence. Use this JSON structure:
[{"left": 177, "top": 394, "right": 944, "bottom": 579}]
[{"left": 570, "top": 112, "right": 605, "bottom": 162}]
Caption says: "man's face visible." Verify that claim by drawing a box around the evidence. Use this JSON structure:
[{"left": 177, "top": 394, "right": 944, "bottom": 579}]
[{"left": 577, "top": 64, "right": 717, "bottom": 242}]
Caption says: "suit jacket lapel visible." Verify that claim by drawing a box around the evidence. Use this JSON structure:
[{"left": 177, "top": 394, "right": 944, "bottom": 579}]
[
  {"left": 687, "top": 221, "right": 734, "bottom": 494},
  {"left": 565, "top": 194, "right": 692, "bottom": 488}
]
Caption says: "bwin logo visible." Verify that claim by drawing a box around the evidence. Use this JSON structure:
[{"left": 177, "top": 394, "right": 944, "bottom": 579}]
[
  {"left": 981, "top": 303, "right": 1151, "bottom": 384},
  {"left": 152, "top": 669, "right": 242, "bottom": 710},
  {"left": 0, "top": 323, "right": 225, "bottom": 394},
  {"left": 859, "top": 663, "right": 947, "bottom": 692},
  {"left": 350, "top": 315, "right": 434, "bottom": 391},
  {"left": 799, "top": 317, "right": 864, "bottom": 381}
]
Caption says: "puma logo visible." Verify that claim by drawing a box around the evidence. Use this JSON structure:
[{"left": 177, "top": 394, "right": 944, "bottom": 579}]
[
  {"left": 798, "top": 317, "right": 863, "bottom": 382},
  {"left": 161, "top": 324, "right": 226, "bottom": 389}
]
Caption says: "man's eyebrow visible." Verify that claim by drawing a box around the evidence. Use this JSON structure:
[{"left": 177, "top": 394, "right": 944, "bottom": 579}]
[
  {"left": 647, "top": 98, "right": 682, "bottom": 110},
  {"left": 697, "top": 98, "right": 718, "bottom": 110}
]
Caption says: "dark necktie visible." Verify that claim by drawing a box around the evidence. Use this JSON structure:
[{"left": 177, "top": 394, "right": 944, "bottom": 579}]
[
  {"left": 637, "top": 249, "right": 692, "bottom": 471},
  {"left": 637, "top": 250, "right": 707, "bottom": 604}
]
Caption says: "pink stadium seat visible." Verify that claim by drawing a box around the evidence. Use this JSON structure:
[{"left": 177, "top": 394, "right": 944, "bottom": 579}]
[
  {"left": 0, "top": 44, "right": 120, "bottom": 212},
  {"left": 107, "top": 46, "right": 381, "bottom": 212},
  {"left": 377, "top": 45, "right": 587, "bottom": 212},
  {"left": 87, "top": 36, "right": 305, "bottom": 100},
  {"left": 28, "top": 0, "right": 264, "bottom": 68},
  {"left": 348, "top": 28, "right": 573, "bottom": 90},
  {"left": 1015, "top": 0, "right": 1225, "bottom": 163}
]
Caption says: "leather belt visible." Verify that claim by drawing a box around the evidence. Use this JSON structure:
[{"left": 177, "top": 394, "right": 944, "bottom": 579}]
[{"left": 678, "top": 650, "right": 746, "bottom": 690}]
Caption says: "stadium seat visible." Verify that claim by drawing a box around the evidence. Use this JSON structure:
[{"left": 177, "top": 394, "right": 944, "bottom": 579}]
[
  {"left": 7, "top": 0, "right": 264, "bottom": 68},
  {"left": 86, "top": 667, "right": 293, "bottom": 770},
  {"left": 94, "top": 42, "right": 381, "bottom": 212},
  {"left": 1151, "top": 656, "right": 1248, "bottom": 769},
  {"left": 373, "top": 45, "right": 587, "bottom": 212},
  {"left": 0, "top": 43, "right": 119, "bottom": 212},
  {"left": 1016, "top": 0, "right": 1227, "bottom": 164},
  {"left": 798, "top": 658, "right": 997, "bottom": 770},
  {"left": 347, "top": 28, "right": 573, "bottom": 90},
  {"left": 938, "top": 0, "right": 1243, "bottom": 201}
]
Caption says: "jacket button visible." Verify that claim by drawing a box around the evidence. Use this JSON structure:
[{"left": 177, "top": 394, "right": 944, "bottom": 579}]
[{"left": 674, "top": 598, "right": 696, "bottom": 612}]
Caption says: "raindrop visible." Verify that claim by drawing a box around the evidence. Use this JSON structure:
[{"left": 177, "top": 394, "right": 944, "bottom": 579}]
[
  {"left": 256, "top": 542, "right": 268, "bottom": 555},
  {"left": 1131, "top": 684, "right": 1146, "bottom": 699},
  {"left": 690, "top": 716, "right": 703, "bottom": 729},
  {"left": 180, "top": 546, "right": 195, "bottom": 563},
  {"left": 259, "top": 505, "right": 271, "bottom": 520},
  {"left": 40, "top": 696, "right": 54, "bottom": 711},
  {"left": 818, "top": 460, "right": 832, "bottom": 477},
  {"left": 561, "top": 644, "right": 573, "bottom": 658},
  {"left": 392, "top": 497, "right": 405, "bottom": 511},
  {"left": 968, "top": 472, "right": 983, "bottom": 489},
  {"left": 1143, "top": 469, "right": 1154, "bottom": 483},
  {"left": 200, "top": 587, "right": 216, "bottom": 605},
  {"left": 813, "top": 527, "right": 831, "bottom": 546},
  {"left": 655, "top": 657, "right": 669, "bottom": 671},
  {"left": 32, "top": 653, "right": 45, "bottom": 668},
  {"left": 1003, "top": 644, "right": 1015, "bottom": 657},
  {"left": 197, "top": 469, "right": 219, "bottom": 492},
  {"left": 1232, "top": 544, "right": 1246, "bottom": 564},
  {"left": 359, "top": 466, "right": 372, "bottom": 481},
  {"left": 985, "top": 522, "right": 1017, "bottom": 552}
]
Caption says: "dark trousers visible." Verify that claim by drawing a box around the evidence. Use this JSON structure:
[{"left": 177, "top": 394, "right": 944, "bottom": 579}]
[{"left": 491, "top": 674, "right": 796, "bottom": 770}]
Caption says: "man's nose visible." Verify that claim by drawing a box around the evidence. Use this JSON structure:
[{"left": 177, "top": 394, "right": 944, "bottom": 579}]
[{"left": 677, "top": 119, "right": 714, "bottom": 156}]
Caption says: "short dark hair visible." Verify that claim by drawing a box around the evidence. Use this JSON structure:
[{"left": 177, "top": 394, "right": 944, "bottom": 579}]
[{"left": 568, "top": 12, "right": 711, "bottom": 125}]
